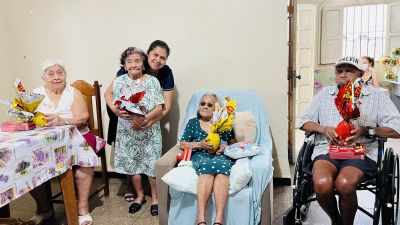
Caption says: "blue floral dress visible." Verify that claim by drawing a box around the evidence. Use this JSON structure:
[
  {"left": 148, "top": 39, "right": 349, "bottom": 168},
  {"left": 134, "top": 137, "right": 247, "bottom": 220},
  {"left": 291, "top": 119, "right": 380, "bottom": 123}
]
[
  {"left": 181, "top": 118, "right": 235, "bottom": 175},
  {"left": 113, "top": 74, "right": 164, "bottom": 177}
]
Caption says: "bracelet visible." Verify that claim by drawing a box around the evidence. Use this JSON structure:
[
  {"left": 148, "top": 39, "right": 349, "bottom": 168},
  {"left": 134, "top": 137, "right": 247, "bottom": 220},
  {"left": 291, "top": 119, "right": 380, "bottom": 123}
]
[{"left": 190, "top": 142, "right": 194, "bottom": 149}]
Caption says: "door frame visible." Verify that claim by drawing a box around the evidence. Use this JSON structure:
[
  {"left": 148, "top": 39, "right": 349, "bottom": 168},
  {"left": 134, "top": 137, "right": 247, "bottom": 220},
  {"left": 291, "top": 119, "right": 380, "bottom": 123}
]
[{"left": 287, "top": 0, "right": 297, "bottom": 165}]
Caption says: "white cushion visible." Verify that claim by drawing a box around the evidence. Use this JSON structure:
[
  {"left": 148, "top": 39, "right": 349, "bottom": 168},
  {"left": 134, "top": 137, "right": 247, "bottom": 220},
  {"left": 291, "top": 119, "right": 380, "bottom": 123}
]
[
  {"left": 161, "top": 158, "right": 252, "bottom": 195},
  {"left": 161, "top": 166, "right": 198, "bottom": 195},
  {"left": 224, "top": 142, "right": 264, "bottom": 159}
]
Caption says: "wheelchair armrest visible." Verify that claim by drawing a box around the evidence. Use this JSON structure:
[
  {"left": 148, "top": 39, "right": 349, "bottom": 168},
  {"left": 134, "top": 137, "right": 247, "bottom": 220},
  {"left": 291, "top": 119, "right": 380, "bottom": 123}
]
[{"left": 305, "top": 132, "right": 315, "bottom": 138}]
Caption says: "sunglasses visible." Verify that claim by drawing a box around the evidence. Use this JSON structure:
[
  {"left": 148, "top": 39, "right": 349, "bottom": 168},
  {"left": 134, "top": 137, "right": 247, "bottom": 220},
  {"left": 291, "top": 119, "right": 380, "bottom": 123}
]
[
  {"left": 335, "top": 68, "right": 357, "bottom": 75},
  {"left": 200, "top": 102, "right": 214, "bottom": 108}
]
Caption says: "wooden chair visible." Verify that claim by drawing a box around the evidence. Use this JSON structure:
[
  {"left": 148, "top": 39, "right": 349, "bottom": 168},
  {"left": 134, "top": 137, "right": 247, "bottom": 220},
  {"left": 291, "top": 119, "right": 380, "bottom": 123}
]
[
  {"left": 70, "top": 80, "right": 110, "bottom": 198},
  {"left": 52, "top": 80, "right": 109, "bottom": 203}
]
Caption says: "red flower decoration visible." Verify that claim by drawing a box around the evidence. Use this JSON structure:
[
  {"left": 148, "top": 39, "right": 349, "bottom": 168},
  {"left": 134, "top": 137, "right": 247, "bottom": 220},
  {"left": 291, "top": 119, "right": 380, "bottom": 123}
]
[{"left": 334, "top": 81, "right": 361, "bottom": 121}]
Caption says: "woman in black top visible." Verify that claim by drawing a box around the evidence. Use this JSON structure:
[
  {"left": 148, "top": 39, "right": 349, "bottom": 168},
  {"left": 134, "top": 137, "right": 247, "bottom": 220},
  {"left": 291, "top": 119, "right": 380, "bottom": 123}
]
[{"left": 105, "top": 40, "right": 174, "bottom": 216}]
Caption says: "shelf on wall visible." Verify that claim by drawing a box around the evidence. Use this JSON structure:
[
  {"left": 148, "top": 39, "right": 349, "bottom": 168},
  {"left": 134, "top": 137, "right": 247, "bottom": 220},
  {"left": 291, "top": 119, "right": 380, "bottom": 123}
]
[{"left": 384, "top": 79, "right": 400, "bottom": 85}]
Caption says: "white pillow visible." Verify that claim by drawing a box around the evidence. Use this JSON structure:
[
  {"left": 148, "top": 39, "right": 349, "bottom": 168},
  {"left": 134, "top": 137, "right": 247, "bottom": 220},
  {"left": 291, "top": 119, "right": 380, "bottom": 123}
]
[
  {"left": 229, "top": 158, "right": 252, "bottom": 194},
  {"left": 161, "top": 166, "right": 198, "bottom": 195},
  {"left": 224, "top": 142, "right": 264, "bottom": 159},
  {"left": 161, "top": 158, "right": 252, "bottom": 195}
]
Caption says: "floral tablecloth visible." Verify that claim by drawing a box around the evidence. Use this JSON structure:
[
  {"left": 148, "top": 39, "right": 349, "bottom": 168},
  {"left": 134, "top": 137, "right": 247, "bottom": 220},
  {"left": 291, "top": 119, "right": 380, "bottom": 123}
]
[{"left": 0, "top": 125, "right": 99, "bottom": 207}]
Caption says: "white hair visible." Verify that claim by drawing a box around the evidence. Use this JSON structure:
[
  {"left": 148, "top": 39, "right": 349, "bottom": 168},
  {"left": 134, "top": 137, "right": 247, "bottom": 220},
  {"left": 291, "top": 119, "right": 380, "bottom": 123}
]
[{"left": 41, "top": 59, "right": 66, "bottom": 77}]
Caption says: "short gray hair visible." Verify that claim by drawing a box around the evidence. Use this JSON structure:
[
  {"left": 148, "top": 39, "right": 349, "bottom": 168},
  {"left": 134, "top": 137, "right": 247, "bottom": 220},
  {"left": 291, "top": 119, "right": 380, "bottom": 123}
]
[
  {"left": 120, "top": 47, "right": 147, "bottom": 66},
  {"left": 41, "top": 59, "right": 66, "bottom": 77},
  {"left": 197, "top": 93, "right": 219, "bottom": 118}
]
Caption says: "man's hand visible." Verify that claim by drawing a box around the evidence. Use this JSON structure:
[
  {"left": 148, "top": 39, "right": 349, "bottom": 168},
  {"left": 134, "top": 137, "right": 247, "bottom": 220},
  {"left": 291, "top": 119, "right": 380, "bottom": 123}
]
[
  {"left": 322, "top": 126, "right": 340, "bottom": 145},
  {"left": 344, "top": 126, "right": 367, "bottom": 146}
]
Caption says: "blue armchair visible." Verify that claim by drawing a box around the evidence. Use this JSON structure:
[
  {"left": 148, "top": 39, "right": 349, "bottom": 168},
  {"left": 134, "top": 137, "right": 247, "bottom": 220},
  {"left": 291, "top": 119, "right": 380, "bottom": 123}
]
[{"left": 156, "top": 89, "right": 274, "bottom": 225}]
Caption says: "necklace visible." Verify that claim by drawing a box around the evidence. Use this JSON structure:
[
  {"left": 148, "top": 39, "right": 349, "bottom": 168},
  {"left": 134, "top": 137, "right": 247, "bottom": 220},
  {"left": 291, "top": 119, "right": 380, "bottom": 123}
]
[{"left": 200, "top": 120, "right": 211, "bottom": 132}]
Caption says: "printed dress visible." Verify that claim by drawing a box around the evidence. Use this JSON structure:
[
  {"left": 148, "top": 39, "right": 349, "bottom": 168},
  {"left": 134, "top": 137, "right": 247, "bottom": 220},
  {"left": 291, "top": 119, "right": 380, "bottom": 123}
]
[
  {"left": 113, "top": 74, "right": 164, "bottom": 177},
  {"left": 181, "top": 118, "right": 235, "bottom": 175}
]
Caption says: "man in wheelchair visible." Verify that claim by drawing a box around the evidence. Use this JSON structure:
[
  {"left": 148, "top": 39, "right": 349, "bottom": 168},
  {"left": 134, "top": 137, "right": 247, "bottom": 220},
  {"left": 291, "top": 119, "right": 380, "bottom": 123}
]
[{"left": 299, "top": 56, "right": 400, "bottom": 225}]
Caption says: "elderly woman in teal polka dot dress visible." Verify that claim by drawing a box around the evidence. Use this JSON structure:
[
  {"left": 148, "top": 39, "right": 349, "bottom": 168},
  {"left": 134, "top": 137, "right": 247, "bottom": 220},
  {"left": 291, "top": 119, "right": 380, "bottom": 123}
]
[{"left": 180, "top": 93, "right": 236, "bottom": 225}]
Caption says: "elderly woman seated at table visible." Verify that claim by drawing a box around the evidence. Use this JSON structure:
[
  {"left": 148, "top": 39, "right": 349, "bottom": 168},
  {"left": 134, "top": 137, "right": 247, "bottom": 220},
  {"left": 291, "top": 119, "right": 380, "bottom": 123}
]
[
  {"left": 179, "top": 93, "right": 236, "bottom": 225},
  {"left": 29, "top": 60, "right": 95, "bottom": 225}
]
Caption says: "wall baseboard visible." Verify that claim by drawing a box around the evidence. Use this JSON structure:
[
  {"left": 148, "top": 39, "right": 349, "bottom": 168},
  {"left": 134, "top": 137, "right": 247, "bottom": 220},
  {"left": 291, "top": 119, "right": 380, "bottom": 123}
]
[{"left": 273, "top": 177, "right": 292, "bottom": 186}]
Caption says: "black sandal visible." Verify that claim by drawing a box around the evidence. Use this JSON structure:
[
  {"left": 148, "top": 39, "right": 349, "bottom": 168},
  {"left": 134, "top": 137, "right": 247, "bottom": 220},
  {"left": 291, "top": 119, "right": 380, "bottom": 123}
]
[
  {"left": 213, "top": 223, "right": 223, "bottom": 225},
  {"left": 128, "top": 198, "right": 147, "bottom": 214},
  {"left": 197, "top": 222, "right": 206, "bottom": 225},
  {"left": 150, "top": 204, "right": 158, "bottom": 216}
]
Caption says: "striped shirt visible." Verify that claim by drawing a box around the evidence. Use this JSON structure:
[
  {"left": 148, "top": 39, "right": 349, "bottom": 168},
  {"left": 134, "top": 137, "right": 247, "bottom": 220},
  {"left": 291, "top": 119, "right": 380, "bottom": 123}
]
[{"left": 300, "top": 85, "right": 400, "bottom": 162}]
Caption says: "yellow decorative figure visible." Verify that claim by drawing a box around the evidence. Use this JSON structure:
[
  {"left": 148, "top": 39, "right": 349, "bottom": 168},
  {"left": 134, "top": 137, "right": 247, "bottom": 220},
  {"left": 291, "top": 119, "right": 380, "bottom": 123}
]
[
  {"left": 206, "top": 96, "right": 237, "bottom": 154},
  {"left": 1, "top": 79, "right": 48, "bottom": 126},
  {"left": 32, "top": 112, "right": 47, "bottom": 127}
]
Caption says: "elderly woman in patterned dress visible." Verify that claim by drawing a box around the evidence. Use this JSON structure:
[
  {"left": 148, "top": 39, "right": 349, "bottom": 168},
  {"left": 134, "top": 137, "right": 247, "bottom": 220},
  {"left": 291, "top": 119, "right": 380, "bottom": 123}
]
[
  {"left": 180, "top": 93, "right": 236, "bottom": 225},
  {"left": 105, "top": 47, "right": 164, "bottom": 214}
]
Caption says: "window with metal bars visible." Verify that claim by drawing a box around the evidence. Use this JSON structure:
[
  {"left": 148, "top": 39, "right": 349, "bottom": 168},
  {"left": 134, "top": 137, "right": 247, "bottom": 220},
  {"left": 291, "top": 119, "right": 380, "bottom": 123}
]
[{"left": 342, "top": 4, "right": 387, "bottom": 60}]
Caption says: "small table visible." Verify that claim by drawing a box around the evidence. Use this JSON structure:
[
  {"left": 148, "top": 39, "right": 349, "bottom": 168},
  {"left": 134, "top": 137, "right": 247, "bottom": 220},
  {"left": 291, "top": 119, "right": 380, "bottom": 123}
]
[{"left": 0, "top": 125, "right": 99, "bottom": 225}]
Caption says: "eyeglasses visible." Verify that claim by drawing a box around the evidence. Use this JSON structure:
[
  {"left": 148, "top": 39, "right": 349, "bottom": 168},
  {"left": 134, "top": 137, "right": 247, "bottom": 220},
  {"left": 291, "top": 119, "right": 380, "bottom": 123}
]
[
  {"left": 335, "top": 68, "right": 357, "bottom": 75},
  {"left": 200, "top": 102, "right": 214, "bottom": 108}
]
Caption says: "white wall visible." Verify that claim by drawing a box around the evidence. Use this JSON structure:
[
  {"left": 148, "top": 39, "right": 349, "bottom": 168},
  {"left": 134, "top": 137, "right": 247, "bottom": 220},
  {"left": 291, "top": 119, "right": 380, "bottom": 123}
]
[
  {"left": 1, "top": 0, "right": 290, "bottom": 178},
  {"left": 0, "top": 1, "right": 15, "bottom": 122}
]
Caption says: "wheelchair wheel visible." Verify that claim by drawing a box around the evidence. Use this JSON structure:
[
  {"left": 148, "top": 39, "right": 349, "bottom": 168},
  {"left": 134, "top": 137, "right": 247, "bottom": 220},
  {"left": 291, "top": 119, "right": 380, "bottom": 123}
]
[
  {"left": 381, "top": 148, "right": 399, "bottom": 225},
  {"left": 293, "top": 165, "right": 310, "bottom": 222},
  {"left": 292, "top": 159, "right": 312, "bottom": 221}
]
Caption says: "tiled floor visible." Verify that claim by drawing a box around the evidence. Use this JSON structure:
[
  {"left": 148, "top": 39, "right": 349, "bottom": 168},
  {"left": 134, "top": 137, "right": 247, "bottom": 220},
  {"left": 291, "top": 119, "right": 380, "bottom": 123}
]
[
  {"left": 4, "top": 131, "right": 400, "bottom": 225},
  {"left": 8, "top": 178, "right": 159, "bottom": 225}
]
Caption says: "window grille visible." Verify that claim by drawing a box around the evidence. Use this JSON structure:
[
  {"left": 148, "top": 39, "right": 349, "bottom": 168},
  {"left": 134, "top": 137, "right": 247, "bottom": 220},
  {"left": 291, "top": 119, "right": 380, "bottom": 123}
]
[{"left": 342, "top": 4, "right": 387, "bottom": 59}]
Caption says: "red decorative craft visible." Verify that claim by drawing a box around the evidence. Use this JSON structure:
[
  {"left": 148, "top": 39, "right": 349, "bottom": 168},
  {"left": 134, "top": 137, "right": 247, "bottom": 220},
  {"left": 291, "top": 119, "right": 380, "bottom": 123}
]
[
  {"left": 334, "top": 81, "right": 361, "bottom": 121},
  {"left": 176, "top": 148, "right": 192, "bottom": 164},
  {"left": 121, "top": 92, "right": 145, "bottom": 104},
  {"left": 335, "top": 120, "right": 355, "bottom": 144},
  {"left": 330, "top": 80, "right": 365, "bottom": 159}
]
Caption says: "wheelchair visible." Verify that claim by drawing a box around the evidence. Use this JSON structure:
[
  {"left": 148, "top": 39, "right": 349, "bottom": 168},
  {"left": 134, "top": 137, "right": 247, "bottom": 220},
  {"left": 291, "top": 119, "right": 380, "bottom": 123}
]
[{"left": 283, "top": 133, "right": 399, "bottom": 225}]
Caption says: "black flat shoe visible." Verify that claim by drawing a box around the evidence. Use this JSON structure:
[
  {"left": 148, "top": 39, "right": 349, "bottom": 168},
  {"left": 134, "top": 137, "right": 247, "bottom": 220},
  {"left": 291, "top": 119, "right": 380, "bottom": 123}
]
[
  {"left": 150, "top": 204, "right": 158, "bottom": 216},
  {"left": 128, "top": 198, "right": 147, "bottom": 214}
]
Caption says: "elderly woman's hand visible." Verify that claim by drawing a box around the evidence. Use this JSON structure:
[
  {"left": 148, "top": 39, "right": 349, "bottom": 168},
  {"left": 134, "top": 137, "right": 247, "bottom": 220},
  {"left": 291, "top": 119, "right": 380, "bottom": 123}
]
[
  {"left": 196, "top": 138, "right": 213, "bottom": 150},
  {"left": 45, "top": 114, "right": 66, "bottom": 126},
  {"left": 131, "top": 114, "right": 147, "bottom": 130},
  {"left": 114, "top": 108, "right": 131, "bottom": 120},
  {"left": 216, "top": 144, "right": 227, "bottom": 154}
]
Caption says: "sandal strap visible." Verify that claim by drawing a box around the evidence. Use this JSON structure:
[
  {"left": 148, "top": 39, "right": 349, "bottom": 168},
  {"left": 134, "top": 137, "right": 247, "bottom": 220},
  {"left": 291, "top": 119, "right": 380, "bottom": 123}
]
[
  {"left": 78, "top": 213, "right": 93, "bottom": 225},
  {"left": 213, "top": 223, "right": 223, "bottom": 225},
  {"left": 197, "top": 222, "right": 207, "bottom": 225}
]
